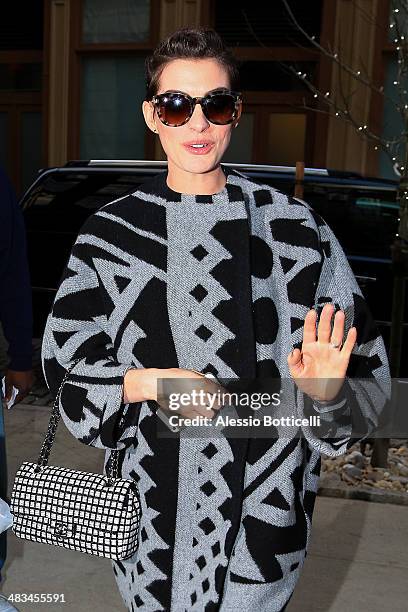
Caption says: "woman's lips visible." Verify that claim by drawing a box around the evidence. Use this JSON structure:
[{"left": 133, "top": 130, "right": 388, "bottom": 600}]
[{"left": 182, "top": 142, "right": 215, "bottom": 155}]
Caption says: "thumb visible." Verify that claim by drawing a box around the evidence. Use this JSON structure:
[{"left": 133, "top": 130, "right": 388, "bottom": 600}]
[{"left": 287, "top": 348, "right": 302, "bottom": 370}]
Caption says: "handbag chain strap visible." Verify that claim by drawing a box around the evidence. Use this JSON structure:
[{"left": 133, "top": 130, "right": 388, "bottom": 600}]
[{"left": 37, "top": 359, "right": 119, "bottom": 483}]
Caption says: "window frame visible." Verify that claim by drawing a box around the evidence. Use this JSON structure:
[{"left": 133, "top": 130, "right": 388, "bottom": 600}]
[
  {"left": 207, "top": 0, "right": 336, "bottom": 166},
  {"left": 68, "top": 0, "right": 160, "bottom": 160}
]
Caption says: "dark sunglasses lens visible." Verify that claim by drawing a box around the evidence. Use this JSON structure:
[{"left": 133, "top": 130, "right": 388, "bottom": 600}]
[
  {"left": 204, "top": 94, "right": 237, "bottom": 124},
  {"left": 159, "top": 94, "right": 192, "bottom": 126}
]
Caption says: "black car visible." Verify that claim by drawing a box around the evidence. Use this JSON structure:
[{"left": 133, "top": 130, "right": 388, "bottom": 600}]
[{"left": 20, "top": 160, "right": 401, "bottom": 370}]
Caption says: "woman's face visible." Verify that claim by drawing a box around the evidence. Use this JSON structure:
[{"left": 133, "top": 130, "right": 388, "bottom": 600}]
[{"left": 142, "top": 58, "right": 241, "bottom": 181}]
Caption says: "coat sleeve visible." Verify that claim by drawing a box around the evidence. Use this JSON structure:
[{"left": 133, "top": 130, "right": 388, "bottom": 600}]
[
  {"left": 41, "top": 215, "right": 141, "bottom": 450},
  {"left": 296, "top": 210, "right": 392, "bottom": 457}
]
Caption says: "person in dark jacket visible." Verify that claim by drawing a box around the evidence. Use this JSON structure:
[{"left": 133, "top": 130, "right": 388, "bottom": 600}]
[{"left": 0, "top": 164, "right": 34, "bottom": 596}]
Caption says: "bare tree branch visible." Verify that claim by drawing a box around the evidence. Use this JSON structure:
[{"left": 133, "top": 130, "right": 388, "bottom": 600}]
[
  {"left": 241, "top": 1, "right": 408, "bottom": 170},
  {"left": 280, "top": 62, "right": 401, "bottom": 166},
  {"left": 279, "top": 0, "right": 403, "bottom": 114},
  {"left": 390, "top": 1, "right": 408, "bottom": 123}
]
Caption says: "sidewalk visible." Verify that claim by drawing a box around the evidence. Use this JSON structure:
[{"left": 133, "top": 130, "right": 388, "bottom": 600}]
[{"left": 1, "top": 401, "right": 408, "bottom": 611}]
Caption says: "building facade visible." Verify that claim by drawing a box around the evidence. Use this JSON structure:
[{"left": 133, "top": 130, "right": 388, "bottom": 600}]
[{"left": 0, "top": 0, "right": 397, "bottom": 196}]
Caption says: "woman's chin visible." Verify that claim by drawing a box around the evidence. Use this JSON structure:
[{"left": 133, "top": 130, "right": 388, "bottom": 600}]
[{"left": 171, "top": 152, "right": 222, "bottom": 175}]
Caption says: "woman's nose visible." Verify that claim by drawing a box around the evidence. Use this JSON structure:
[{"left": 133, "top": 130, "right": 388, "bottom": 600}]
[{"left": 188, "top": 102, "right": 210, "bottom": 131}]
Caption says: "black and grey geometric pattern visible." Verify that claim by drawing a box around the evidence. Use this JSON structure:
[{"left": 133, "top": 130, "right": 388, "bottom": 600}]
[{"left": 41, "top": 165, "right": 390, "bottom": 611}]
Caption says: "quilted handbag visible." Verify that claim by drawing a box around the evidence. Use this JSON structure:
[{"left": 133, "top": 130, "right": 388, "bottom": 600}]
[{"left": 9, "top": 359, "right": 141, "bottom": 561}]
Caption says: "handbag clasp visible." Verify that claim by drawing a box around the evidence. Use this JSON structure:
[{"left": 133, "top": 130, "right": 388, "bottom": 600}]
[{"left": 52, "top": 520, "right": 76, "bottom": 539}]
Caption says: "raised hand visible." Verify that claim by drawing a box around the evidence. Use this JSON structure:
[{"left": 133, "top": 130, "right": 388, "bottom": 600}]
[{"left": 287, "top": 303, "right": 357, "bottom": 402}]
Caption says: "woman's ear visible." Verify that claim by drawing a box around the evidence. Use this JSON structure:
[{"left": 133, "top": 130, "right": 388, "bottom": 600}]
[
  {"left": 142, "top": 100, "right": 157, "bottom": 134},
  {"left": 233, "top": 101, "right": 242, "bottom": 128}
]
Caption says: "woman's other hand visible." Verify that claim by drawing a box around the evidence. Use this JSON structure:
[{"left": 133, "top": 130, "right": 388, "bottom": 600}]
[
  {"left": 123, "top": 367, "right": 223, "bottom": 418},
  {"left": 287, "top": 303, "right": 357, "bottom": 402}
]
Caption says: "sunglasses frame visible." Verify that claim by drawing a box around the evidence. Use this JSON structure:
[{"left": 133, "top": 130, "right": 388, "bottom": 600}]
[{"left": 151, "top": 89, "right": 243, "bottom": 127}]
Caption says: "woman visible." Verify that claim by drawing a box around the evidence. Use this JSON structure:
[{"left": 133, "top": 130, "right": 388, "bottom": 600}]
[{"left": 41, "top": 28, "right": 390, "bottom": 612}]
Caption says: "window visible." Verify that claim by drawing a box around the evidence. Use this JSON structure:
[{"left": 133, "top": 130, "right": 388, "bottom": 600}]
[
  {"left": 210, "top": 1, "right": 328, "bottom": 164},
  {"left": 82, "top": 0, "right": 151, "bottom": 44},
  {"left": 0, "top": 63, "right": 42, "bottom": 91},
  {"left": 214, "top": 0, "right": 323, "bottom": 47},
  {"left": 303, "top": 182, "right": 398, "bottom": 260},
  {"left": 0, "top": 5, "right": 43, "bottom": 194},
  {"left": 267, "top": 113, "right": 306, "bottom": 165},
  {"left": 240, "top": 61, "right": 316, "bottom": 91},
  {"left": 70, "top": 0, "right": 158, "bottom": 160},
  {"left": 380, "top": 2, "right": 408, "bottom": 178},
  {"left": 222, "top": 113, "right": 255, "bottom": 163},
  {"left": 80, "top": 56, "right": 147, "bottom": 159}
]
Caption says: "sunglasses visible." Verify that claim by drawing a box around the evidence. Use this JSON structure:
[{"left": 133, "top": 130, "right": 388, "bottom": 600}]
[{"left": 151, "top": 89, "right": 242, "bottom": 127}]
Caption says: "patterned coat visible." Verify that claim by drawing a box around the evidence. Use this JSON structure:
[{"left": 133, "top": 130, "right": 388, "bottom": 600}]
[{"left": 41, "top": 165, "right": 390, "bottom": 611}]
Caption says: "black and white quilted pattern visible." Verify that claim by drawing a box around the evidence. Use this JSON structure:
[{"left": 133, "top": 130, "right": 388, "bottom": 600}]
[
  {"left": 41, "top": 165, "right": 391, "bottom": 611},
  {"left": 10, "top": 461, "right": 141, "bottom": 561}
]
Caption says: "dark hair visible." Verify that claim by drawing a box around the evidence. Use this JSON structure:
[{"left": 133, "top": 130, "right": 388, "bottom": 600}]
[{"left": 145, "top": 27, "right": 241, "bottom": 100}]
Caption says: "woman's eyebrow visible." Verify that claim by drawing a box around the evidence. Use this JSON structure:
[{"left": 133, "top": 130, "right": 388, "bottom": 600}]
[
  {"left": 158, "top": 87, "right": 230, "bottom": 97},
  {"left": 206, "top": 87, "right": 229, "bottom": 94},
  {"left": 160, "top": 89, "right": 187, "bottom": 94}
]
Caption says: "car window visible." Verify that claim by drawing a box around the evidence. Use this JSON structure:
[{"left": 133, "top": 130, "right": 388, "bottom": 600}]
[
  {"left": 22, "top": 170, "right": 151, "bottom": 233},
  {"left": 302, "top": 183, "right": 398, "bottom": 261}
]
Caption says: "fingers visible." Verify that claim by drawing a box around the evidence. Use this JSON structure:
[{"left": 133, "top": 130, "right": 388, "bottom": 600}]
[
  {"left": 330, "top": 309, "right": 345, "bottom": 347},
  {"left": 341, "top": 326, "right": 357, "bottom": 356},
  {"left": 287, "top": 348, "right": 302, "bottom": 371},
  {"left": 300, "top": 303, "right": 357, "bottom": 356},
  {"left": 317, "top": 303, "right": 357, "bottom": 355},
  {"left": 317, "top": 303, "right": 334, "bottom": 343},
  {"left": 303, "top": 309, "right": 317, "bottom": 344}
]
